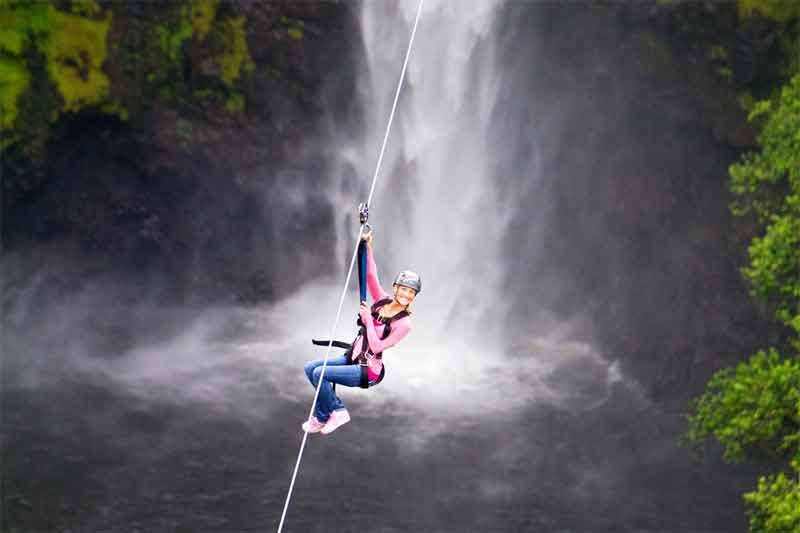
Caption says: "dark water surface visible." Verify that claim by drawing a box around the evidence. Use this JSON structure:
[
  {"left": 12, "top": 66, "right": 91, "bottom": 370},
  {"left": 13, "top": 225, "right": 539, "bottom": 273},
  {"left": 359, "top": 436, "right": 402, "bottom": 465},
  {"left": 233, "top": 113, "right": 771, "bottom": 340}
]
[{"left": 3, "top": 361, "right": 754, "bottom": 533}]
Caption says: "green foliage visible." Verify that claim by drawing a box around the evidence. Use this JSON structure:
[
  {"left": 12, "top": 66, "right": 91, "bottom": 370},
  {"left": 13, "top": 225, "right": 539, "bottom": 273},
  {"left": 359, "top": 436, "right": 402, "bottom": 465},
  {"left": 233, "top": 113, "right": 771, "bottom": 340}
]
[
  {"left": 739, "top": 90, "right": 757, "bottom": 112},
  {"left": 687, "top": 349, "right": 800, "bottom": 463},
  {"left": 0, "top": 0, "right": 111, "bottom": 137},
  {"left": 214, "top": 15, "right": 254, "bottom": 87},
  {"left": 68, "top": 0, "right": 101, "bottom": 17},
  {"left": 0, "top": 1, "right": 49, "bottom": 131},
  {"left": 739, "top": 0, "right": 800, "bottom": 79},
  {"left": 689, "top": 71, "right": 800, "bottom": 532},
  {"left": 224, "top": 92, "right": 244, "bottom": 113},
  {"left": 280, "top": 15, "right": 305, "bottom": 41},
  {"left": 778, "top": 29, "right": 800, "bottom": 77},
  {"left": 730, "top": 74, "right": 800, "bottom": 336},
  {"left": 156, "top": 0, "right": 219, "bottom": 64},
  {"left": 745, "top": 466, "right": 800, "bottom": 532},
  {"left": 739, "top": 0, "right": 800, "bottom": 23},
  {"left": 744, "top": 212, "right": 800, "bottom": 334},
  {"left": 719, "top": 66, "right": 734, "bottom": 82},
  {"left": 711, "top": 45, "right": 729, "bottom": 61},
  {"left": 191, "top": 0, "right": 219, "bottom": 40},
  {"left": 46, "top": 6, "right": 112, "bottom": 113},
  {"left": 709, "top": 43, "right": 735, "bottom": 84},
  {"left": 150, "top": 3, "right": 252, "bottom": 114},
  {"left": 0, "top": 56, "right": 28, "bottom": 132},
  {"left": 156, "top": 20, "right": 193, "bottom": 65},
  {"left": 2, "top": 0, "right": 254, "bottom": 148},
  {"left": 138, "top": 1, "right": 214, "bottom": 105},
  {"left": 686, "top": 348, "right": 800, "bottom": 531},
  {"left": 101, "top": 100, "right": 128, "bottom": 121}
]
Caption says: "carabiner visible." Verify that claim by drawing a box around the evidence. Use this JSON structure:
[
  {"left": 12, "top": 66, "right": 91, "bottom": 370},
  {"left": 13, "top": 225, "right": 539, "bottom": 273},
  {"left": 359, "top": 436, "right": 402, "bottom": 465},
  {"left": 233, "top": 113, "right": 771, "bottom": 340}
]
[{"left": 358, "top": 202, "right": 369, "bottom": 225}]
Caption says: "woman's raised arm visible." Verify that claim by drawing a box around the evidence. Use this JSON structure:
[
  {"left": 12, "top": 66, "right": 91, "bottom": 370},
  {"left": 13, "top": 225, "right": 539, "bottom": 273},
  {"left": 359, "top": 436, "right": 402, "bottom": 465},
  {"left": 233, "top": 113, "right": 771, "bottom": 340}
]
[{"left": 364, "top": 232, "right": 391, "bottom": 302}]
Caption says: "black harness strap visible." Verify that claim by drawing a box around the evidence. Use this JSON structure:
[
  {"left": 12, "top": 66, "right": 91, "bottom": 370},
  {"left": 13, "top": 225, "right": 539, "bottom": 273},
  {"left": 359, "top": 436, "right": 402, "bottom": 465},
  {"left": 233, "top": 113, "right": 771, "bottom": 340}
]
[
  {"left": 311, "top": 340, "right": 352, "bottom": 350},
  {"left": 311, "top": 298, "right": 409, "bottom": 389}
]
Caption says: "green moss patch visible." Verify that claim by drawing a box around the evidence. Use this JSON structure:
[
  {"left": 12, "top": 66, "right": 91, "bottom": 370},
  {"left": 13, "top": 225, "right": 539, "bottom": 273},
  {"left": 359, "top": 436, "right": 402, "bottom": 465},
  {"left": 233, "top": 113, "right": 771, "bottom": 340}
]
[
  {"left": 191, "top": 0, "right": 219, "bottom": 40},
  {"left": 739, "top": 0, "right": 800, "bottom": 22},
  {"left": 280, "top": 15, "right": 305, "bottom": 41},
  {"left": 0, "top": 0, "right": 114, "bottom": 134},
  {"left": 46, "top": 8, "right": 112, "bottom": 113},
  {"left": 215, "top": 16, "right": 254, "bottom": 87},
  {"left": 0, "top": 1, "right": 50, "bottom": 130},
  {"left": 148, "top": 1, "right": 252, "bottom": 113},
  {"left": 0, "top": 56, "right": 28, "bottom": 131}
]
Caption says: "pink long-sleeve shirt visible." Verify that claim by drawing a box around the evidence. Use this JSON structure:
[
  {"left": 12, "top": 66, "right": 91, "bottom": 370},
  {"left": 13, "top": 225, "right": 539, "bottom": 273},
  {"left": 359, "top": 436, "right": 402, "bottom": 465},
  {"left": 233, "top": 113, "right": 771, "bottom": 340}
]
[{"left": 352, "top": 245, "right": 412, "bottom": 380}]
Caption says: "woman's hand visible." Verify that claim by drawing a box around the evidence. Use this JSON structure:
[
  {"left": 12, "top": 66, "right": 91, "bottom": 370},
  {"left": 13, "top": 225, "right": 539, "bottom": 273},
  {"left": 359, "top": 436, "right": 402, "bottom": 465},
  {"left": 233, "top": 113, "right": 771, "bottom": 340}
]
[
  {"left": 361, "top": 229, "right": 373, "bottom": 248},
  {"left": 359, "top": 301, "right": 370, "bottom": 320}
]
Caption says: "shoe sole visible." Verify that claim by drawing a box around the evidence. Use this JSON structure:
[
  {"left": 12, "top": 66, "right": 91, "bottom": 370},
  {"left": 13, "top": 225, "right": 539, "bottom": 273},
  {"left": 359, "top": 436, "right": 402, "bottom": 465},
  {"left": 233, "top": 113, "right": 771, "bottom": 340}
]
[
  {"left": 302, "top": 420, "right": 325, "bottom": 433},
  {"left": 321, "top": 412, "right": 350, "bottom": 435}
]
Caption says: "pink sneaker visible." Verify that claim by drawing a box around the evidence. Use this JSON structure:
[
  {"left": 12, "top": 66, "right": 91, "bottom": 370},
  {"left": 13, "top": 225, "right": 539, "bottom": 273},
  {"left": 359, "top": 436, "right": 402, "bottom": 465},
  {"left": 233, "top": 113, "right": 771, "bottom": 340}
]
[
  {"left": 302, "top": 416, "right": 325, "bottom": 434},
  {"left": 320, "top": 409, "right": 350, "bottom": 435}
]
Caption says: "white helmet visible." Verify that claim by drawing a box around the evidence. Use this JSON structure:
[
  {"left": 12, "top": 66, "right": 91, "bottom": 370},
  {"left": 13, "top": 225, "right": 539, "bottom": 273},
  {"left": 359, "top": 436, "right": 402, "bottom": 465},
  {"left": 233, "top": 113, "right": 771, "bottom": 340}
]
[{"left": 393, "top": 270, "right": 421, "bottom": 294}]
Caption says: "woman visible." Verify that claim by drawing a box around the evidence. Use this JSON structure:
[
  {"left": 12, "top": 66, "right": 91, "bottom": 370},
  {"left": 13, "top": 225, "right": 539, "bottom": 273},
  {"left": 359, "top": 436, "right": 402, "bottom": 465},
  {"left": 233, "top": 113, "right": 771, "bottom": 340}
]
[{"left": 302, "top": 231, "right": 421, "bottom": 435}]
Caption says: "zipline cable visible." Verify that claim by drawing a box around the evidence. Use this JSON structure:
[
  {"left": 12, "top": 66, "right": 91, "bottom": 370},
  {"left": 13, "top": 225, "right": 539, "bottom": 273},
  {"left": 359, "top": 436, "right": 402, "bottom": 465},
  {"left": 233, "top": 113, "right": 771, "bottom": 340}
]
[{"left": 276, "top": 1, "right": 425, "bottom": 531}]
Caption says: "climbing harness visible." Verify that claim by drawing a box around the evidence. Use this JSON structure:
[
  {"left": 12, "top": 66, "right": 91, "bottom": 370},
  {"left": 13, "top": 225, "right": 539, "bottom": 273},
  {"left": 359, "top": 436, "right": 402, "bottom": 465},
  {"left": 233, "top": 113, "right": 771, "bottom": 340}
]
[
  {"left": 312, "top": 297, "right": 410, "bottom": 388},
  {"left": 277, "top": 2, "right": 425, "bottom": 531},
  {"left": 349, "top": 297, "right": 410, "bottom": 387}
]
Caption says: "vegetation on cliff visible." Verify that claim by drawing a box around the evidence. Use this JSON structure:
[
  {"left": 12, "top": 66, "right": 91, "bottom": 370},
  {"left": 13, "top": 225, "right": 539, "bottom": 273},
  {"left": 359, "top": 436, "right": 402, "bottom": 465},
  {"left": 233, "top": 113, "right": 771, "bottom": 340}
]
[
  {"left": 688, "top": 67, "right": 800, "bottom": 533},
  {"left": 731, "top": 74, "right": 800, "bottom": 341},
  {"left": 0, "top": 0, "right": 255, "bottom": 194},
  {"left": 740, "top": 0, "right": 800, "bottom": 78},
  {"left": 1, "top": 0, "right": 113, "bottom": 145}
]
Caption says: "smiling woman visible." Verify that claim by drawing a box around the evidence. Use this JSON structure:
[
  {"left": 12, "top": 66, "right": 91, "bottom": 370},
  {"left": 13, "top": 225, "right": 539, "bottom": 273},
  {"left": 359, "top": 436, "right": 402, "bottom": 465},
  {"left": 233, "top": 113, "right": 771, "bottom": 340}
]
[{"left": 302, "top": 229, "right": 420, "bottom": 435}]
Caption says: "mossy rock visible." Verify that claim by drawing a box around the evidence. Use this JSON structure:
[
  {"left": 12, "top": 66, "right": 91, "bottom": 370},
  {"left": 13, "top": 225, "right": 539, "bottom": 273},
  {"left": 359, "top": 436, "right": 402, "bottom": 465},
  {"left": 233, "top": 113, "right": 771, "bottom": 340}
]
[
  {"left": 0, "top": 0, "right": 114, "bottom": 135},
  {"left": 212, "top": 15, "right": 254, "bottom": 87},
  {"left": 47, "top": 7, "right": 112, "bottom": 113}
]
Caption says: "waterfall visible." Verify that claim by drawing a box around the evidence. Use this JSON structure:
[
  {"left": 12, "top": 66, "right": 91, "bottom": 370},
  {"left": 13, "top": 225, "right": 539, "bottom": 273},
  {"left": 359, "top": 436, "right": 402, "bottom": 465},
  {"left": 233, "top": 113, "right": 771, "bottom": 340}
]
[
  {"left": 334, "top": 1, "right": 506, "bottom": 403},
  {"left": 321, "top": 0, "right": 624, "bottom": 414}
]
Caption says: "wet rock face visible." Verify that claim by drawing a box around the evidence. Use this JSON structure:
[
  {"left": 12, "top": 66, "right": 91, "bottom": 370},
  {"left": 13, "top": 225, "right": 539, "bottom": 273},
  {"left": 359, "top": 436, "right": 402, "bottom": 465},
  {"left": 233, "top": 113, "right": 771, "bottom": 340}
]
[
  {"left": 495, "top": 1, "right": 788, "bottom": 402},
  {"left": 3, "top": 1, "right": 790, "bottom": 372},
  {"left": 4, "top": 1, "right": 360, "bottom": 305}
]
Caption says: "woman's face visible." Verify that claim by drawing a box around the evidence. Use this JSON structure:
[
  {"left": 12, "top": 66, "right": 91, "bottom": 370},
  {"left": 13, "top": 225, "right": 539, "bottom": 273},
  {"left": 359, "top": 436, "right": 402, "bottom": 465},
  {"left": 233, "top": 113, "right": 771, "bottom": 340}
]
[{"left": 393, "top": 284, "right": 417, "bottom": 306}]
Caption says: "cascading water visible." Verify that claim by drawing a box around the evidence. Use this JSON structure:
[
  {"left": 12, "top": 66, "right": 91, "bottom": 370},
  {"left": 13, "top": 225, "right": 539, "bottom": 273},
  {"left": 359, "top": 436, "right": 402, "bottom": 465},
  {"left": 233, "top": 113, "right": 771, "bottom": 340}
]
[
  {"left": 326, "top": 0, "right": 628, "bottom": 414},
  {"left": 359, "top": 0, "right": 506, "bottom": 336}
]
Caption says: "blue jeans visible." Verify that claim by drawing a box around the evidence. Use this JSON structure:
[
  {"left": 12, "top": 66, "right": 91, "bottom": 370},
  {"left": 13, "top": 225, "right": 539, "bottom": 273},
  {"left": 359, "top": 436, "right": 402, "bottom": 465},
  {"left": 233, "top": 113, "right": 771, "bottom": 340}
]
[{"left": 304, "top": 354, "right": 375, "bottom": 422}]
